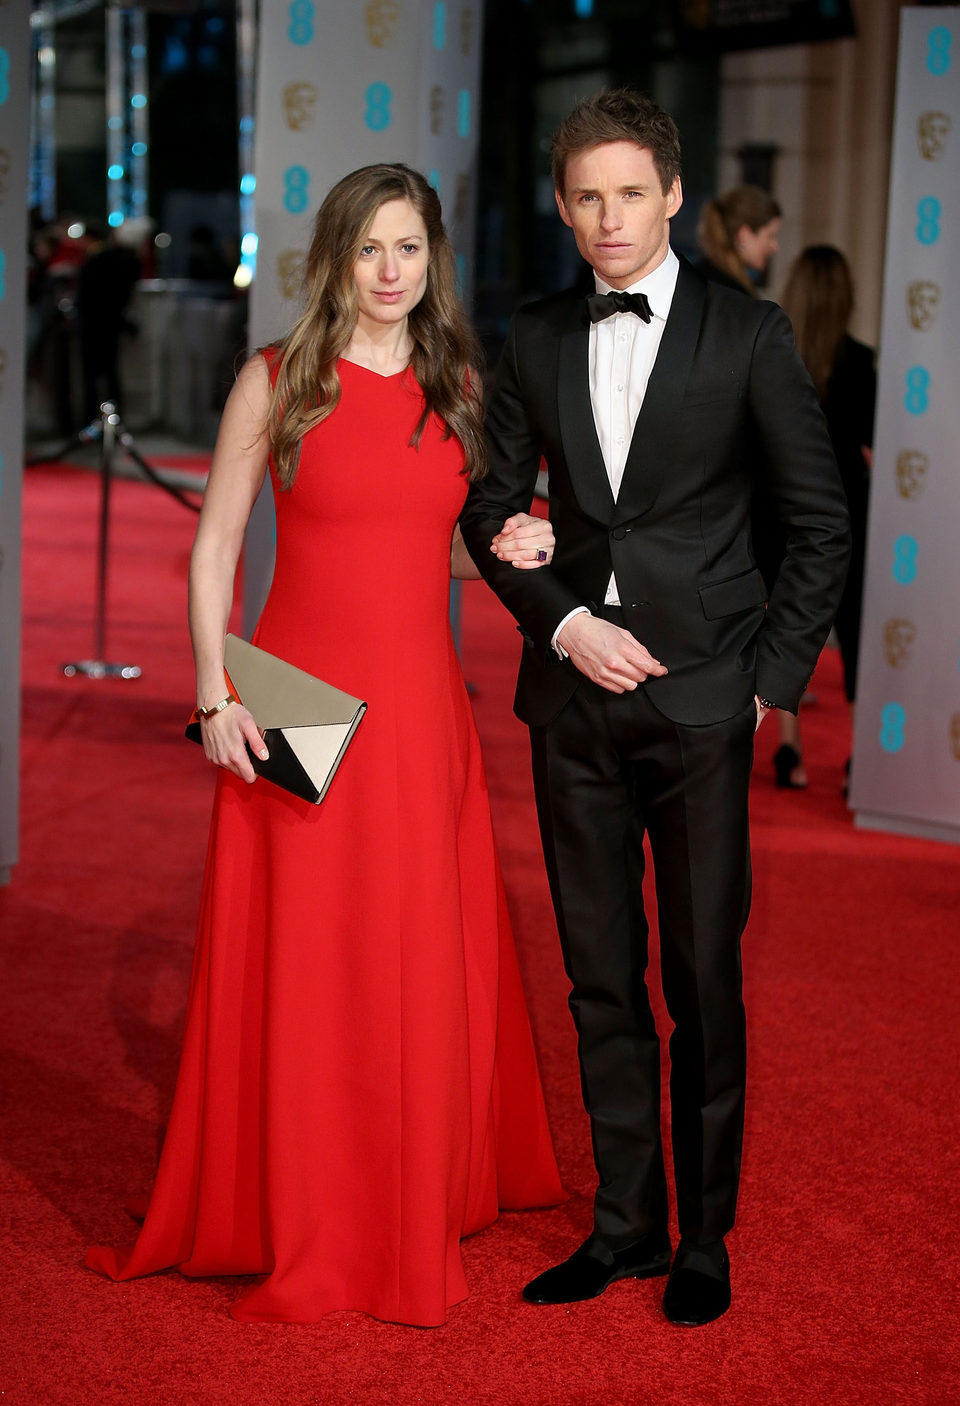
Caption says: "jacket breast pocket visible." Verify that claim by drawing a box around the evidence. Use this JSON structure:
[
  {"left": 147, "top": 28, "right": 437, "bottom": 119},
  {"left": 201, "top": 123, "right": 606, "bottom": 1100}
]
[{"left": 698, "top": 567, "right": 768, "bottom": 620}]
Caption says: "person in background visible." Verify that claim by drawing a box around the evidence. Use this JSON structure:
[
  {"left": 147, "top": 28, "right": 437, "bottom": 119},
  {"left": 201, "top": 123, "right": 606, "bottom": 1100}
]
[
  {"left": 695, "top": 184, "right": 781, "bottom": 294},
  {"left": 86, "top": 163, "right": 564, "bottom": 1326},
  {"left": 774, "top": 245, "right": 875, "bottom": 788},
  {"left": 35, "top": 220, "right": 90, "bottom": 434},
  {"left": 74, "top": 221, "right": 143, "bottom": 425},
  {"left": 186, "top": 223, "right": 232, "bottom": 284},
  {"left": 697, "top": 186, "right": 811, "bottom": 783}
]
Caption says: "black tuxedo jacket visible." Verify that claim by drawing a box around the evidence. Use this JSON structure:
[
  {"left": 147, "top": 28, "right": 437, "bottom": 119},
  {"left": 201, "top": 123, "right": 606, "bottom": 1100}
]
[{"left": 460, "top": 255, "right": 851, "bottom": 729}]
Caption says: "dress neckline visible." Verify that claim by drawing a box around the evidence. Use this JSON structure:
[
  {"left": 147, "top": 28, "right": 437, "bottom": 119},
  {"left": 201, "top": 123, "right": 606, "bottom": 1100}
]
[{"left": 338, "top": 356, "right": 410, "bottom": 381}]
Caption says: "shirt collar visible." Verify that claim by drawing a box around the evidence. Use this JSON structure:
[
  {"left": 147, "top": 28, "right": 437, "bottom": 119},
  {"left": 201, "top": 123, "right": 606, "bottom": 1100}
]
[{"left": 594, "top": 246, "right": 679, "bottom": 321}]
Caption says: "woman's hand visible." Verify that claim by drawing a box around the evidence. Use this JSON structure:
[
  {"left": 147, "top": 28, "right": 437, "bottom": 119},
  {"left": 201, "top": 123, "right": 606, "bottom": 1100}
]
[
  {"left": 198, "top": 701, "right": 267, "bottom": 783},
  {"left": 490, "top": 512, "right": 555, "bottom": 569}
]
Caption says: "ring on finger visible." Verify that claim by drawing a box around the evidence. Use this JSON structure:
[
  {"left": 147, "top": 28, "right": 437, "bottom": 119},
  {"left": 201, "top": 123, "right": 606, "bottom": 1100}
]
[{"left": 536, "top": 548, "right": 548, "bottom": 562}]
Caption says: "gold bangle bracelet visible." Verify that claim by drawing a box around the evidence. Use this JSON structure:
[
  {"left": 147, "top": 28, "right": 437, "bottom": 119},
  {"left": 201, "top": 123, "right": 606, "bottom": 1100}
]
[{"left": 196, "top": 694, "right": 238, "bottom": 720}]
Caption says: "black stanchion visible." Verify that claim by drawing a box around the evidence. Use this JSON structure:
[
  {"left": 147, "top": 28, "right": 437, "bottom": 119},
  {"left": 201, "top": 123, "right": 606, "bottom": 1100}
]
[
  {"left": 28, "top": 416, "right": 202, "bottom": 514},
  {"left": 62, "top": 402, "right": 141, "bottom": 680},
  {"left": 33, "top": 402, "right": 203, "bottom": 681}
]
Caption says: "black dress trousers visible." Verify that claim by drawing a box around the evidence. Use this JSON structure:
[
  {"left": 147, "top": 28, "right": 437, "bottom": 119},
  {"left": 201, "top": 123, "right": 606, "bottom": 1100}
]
[{"left": 529, "top": 633, "right": 756, "bottom": 1248}]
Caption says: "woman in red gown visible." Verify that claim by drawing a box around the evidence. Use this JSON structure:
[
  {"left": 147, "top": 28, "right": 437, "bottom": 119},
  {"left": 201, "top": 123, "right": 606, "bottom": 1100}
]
[{"left": 86, "top": 165, "right": 564, "bottom": 1325}]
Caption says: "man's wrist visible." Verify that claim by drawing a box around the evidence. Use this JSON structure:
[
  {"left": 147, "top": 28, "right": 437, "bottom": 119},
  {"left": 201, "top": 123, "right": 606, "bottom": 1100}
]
[{"left": 552, "top": 605, "right": 591, "bottom": 658}]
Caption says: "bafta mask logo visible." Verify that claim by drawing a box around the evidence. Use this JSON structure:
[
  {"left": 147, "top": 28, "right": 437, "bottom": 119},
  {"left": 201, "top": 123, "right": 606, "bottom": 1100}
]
[
  {"left": 460, "top": 7, "right": 475, "bottom": 56},
  {"left": 453, "top": 172, "right": 471, "bottom": 226},
  {"left": 917, "top": 111, "right": 951, "bottom": 161},
  {"left": 276, "top": 250, "right": 303, "bottom": 301},
  {"left": 883, "top": 618, "right": 916, "bottom": 669},
  {"left": 283, "top": 82, "right": 318, "bottom": 132},
  {"left": 0, "top": 147, "right": 9, "bottom": 204},
  {"left": 907, "top": 280, "right": 941, "bottom": 331},
  {"left": 951, "top": 713, "right": 960, "bottom": 761},
  {"left": 364, "top": 0, "right": 400, "bottom": 48},
  {"left": 895, "top": 450, "right": 927, "bottom": 500},
  {"left": 429, "top": 85, "right": 444, "bottom": 136}
]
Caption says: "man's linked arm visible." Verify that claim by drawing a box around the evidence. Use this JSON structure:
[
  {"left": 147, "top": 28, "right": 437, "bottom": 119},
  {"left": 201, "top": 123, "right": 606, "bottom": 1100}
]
[
  {"left": 749, "top": 303, "right": 852, "bottom": 712},
  {"left": 459, "top": 316, "right": 583, "bottom": 654}
]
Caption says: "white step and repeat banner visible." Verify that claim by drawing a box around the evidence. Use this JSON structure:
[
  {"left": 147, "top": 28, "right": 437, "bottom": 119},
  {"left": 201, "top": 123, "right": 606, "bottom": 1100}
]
[
  {"left": 243, "top": 0, "right": 484, "bottom": 632},
  {"left": 0, "top": 0, "right": 28, "bottom": 884},
  {"left": 849, "top": 8, "right": 960, "bottom": 844}
]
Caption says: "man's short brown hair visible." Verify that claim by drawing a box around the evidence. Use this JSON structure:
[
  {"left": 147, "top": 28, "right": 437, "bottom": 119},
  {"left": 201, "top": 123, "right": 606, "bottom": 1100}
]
[{"left": 551, "top": 88, "right": 682, "bottom": 196}]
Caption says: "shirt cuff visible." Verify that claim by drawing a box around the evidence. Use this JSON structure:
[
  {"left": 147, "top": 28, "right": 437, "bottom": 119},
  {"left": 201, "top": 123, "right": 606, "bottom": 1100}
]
[{"left": 551, "top": 606, "right": 591, "bottom": 658}]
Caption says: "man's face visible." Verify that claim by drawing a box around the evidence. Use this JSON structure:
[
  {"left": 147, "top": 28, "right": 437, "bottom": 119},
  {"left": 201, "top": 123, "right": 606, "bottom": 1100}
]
[{"left": 555, "top": 141, "right": 682, "bottom": 289}]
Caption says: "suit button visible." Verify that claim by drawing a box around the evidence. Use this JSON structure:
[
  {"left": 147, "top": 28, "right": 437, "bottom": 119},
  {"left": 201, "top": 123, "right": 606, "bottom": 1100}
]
[
  {"left": 630, "top": 601, "right": 649, "bottom": 608},
  {"left": 612, "top": 526, "right": 626, "bottom": 540}
]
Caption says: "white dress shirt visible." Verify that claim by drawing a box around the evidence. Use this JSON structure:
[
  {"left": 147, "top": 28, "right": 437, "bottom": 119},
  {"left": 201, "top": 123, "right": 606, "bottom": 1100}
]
[{"left": 552, "top": 246, "right": 680, "bottom": 653}]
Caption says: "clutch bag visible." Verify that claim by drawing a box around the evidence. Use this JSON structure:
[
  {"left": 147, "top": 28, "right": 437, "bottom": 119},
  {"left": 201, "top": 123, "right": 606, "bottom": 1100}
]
[{"left": 186, "top": 633, "right": 367, "bottom": 805}]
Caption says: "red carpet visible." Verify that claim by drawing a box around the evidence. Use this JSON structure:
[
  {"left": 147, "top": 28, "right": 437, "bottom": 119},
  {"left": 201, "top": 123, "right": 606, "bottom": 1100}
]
[{"left": 2, "top": 466, "right": 958, "bottom": 1404}]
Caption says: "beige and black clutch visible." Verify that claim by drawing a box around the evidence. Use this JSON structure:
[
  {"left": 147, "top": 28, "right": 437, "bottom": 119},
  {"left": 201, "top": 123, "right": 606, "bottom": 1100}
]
[{"left": 186, "top": 633, "right": 367, "bottom": 805}]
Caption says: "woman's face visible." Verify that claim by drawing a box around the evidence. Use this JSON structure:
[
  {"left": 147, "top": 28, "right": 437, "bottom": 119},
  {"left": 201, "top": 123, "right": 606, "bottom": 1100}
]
[
  {"left": 353, "top": 198, "right": 429, "bottom": 333},
  {"left": 737, "top": 216, "right": 780, "bottom": 272}
]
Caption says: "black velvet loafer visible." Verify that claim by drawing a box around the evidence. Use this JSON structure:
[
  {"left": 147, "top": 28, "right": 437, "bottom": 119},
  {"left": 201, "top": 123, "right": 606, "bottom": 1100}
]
[
  {"left": 662, "top": 1240, "right": 731, "bottom": 1326},
  {"left": 522, "top": 1232, "right": 672, "bottom": 1305}
]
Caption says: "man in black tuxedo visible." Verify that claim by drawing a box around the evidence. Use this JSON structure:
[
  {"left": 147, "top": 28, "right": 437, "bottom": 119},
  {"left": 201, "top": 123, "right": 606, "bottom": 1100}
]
[{"left": 460, "top": 90, "right": 849, "bottom": 1326}]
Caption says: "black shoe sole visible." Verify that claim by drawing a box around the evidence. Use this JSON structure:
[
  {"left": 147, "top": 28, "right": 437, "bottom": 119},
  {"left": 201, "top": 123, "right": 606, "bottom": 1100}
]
[
  {"left": 662, "top": 1277, "right": 731, "bottom": 1325},
  {"left": 663, "top": 1302, "right": 730, "bottom": 1326}
]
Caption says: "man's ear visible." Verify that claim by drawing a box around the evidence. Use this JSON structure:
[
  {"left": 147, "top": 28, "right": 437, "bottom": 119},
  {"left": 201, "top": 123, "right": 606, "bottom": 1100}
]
[
  {"left": 555, "top": 188, "right": 573, "bottom": 229},
  {"left": 667, "top": 177, "right": 683, "bottom": 220}
]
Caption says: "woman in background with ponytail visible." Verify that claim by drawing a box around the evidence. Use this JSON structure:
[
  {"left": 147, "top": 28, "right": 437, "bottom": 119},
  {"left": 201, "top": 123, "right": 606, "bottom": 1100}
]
[{"left": 696, "top": 185, "right": 782, "bottom": 294}]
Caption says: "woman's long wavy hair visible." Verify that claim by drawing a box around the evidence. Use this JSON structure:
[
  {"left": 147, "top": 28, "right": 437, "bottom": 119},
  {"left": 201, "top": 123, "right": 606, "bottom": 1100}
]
[
  {"left": 266, "top": 163, "right": 485, "bottom": 489},
  {"left": 780, "top": 245, "right": 854, "bottom": 399},
  {"left": 697, "top": 185, "right": 781, "bottom": 294}
]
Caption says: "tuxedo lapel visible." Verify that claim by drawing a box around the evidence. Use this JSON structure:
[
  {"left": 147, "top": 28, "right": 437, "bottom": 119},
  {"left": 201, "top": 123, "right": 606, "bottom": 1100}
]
[
  {"left": 556, "top": 299, "right": 616, "bottom": 525},
  {"left": 612, "top": 258, "right": 706, "bottom": 525}
]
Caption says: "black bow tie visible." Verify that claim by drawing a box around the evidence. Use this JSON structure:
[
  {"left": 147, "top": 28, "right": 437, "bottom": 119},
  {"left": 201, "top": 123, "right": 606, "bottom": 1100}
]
[{"left": 585, "top": 290, "right": 653, "bottom": 324}]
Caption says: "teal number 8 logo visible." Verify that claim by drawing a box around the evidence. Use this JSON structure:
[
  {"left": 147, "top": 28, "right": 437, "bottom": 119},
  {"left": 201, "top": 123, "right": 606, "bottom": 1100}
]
[
  {"left": 364, "top": 83, "right": 393, "bottom": 132},
  {"left": 892, "top": 535, "right": 918, "bottom": 584},
  {"left": 288, "top": 0, "right": 315, "bottom": 45},
  {"left": 282, "top": 166, "right": 310, "bottom": 214},
  {"left": 904, "top": 366, "right": 929, "bottom": 415},
  {"left": 916, "top": 196, "right": 941, "bottom": 245},
  {"left": 879, "top": 702, "right": 906, "bottom": 753},
  {"left": 0, "top": 49, "right": 10, "bottom": 104},
  {"left": 927, "top": 26, "right": 952, "bottom": 75}
]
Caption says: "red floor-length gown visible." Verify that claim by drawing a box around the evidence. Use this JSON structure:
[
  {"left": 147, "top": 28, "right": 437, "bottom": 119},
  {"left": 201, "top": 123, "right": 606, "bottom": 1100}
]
[{"left": 86, "top": 357, "right": 564, "bottom": 1325}]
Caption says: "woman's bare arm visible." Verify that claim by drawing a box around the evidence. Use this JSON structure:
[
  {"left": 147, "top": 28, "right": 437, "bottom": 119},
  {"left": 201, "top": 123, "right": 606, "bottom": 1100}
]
[{"left": 188, "top": 354, "right": 272, "bottom": 781}]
